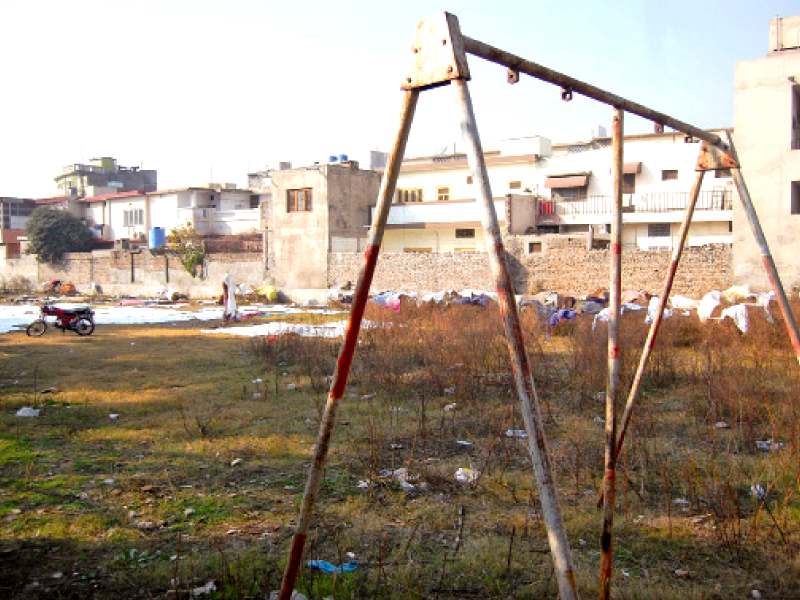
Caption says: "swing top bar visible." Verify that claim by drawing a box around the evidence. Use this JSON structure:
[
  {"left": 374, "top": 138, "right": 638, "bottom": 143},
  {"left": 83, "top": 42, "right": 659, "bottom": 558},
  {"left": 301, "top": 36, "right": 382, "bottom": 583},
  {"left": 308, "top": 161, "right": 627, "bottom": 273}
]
[{"left": 403, "top": 13, "right": 728, "bottom": 153}]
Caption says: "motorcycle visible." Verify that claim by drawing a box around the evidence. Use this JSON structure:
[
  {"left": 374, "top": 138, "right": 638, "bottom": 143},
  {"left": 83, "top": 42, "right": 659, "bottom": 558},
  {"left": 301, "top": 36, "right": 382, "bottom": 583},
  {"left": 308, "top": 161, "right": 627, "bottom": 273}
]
[{"left": 26, "top": 304, "right": 95, "bottom": 337}]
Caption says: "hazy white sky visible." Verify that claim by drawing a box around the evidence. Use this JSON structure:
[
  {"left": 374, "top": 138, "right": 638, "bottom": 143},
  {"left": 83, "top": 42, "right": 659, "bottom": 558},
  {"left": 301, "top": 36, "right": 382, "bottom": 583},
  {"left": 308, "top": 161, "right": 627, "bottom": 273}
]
[{"left": 1, "top": 0, "right": 796, "bottom": 198}]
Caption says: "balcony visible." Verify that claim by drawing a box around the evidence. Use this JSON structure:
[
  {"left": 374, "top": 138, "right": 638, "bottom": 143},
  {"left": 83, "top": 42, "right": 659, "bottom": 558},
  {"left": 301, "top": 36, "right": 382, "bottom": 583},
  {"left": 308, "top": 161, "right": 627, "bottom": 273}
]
[
  {"left": 538, "top": 190, "right": 732, "bottom": 219},
  {"left": 180, "top": 207, "right": 260, "bottom": 235},
  {"left": 380, "top": 198, "right": 506, "bottom": 227}
]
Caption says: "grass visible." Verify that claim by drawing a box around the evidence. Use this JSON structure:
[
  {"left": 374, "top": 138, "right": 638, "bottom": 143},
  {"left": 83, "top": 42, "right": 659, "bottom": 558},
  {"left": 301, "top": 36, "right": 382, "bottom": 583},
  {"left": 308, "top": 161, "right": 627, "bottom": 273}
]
[{"left": 0, "top": 301, "right": 799, "bottom": 599}]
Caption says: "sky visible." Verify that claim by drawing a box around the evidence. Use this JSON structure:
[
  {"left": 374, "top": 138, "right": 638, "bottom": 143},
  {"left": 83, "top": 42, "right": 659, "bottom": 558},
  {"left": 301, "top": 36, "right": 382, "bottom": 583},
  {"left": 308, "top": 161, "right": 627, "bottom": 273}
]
[{"left": 1, "top": 0, "right": 797, "bottom": 198}]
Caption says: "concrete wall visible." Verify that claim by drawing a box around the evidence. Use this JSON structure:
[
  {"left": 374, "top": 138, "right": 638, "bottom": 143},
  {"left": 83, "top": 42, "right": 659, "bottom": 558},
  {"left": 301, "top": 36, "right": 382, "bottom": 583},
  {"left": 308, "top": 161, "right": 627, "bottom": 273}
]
[
  {"left": 268, "top": 164, "right": 381, "bottom": 290},
  {"left": 269, "top": 167, "right": 330, "bottom": 290},
  {"left": 734, "top": 44, "right": 800, "bottom": 289}
]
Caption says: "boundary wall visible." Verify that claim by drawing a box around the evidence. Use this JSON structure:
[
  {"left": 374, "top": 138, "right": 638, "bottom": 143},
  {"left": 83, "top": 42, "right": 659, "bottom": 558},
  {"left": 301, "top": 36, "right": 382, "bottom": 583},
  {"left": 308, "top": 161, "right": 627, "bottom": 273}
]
[{"left": 0, "top": 239, "right": 732, "bottom": 299}]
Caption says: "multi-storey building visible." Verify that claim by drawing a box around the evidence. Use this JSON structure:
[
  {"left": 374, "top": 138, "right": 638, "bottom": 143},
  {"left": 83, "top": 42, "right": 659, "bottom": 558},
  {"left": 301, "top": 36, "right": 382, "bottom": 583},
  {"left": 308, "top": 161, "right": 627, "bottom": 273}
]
[
  {"left": 734, "top": 15, "right": 800, "bottom": 289},
  {"left": 385, "top": 131, "right": 734, "bottom": 255}
]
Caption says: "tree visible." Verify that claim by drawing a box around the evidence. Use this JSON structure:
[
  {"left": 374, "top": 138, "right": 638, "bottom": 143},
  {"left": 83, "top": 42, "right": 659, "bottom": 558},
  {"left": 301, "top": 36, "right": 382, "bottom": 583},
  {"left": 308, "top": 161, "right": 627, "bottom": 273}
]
[
  {"left": 167, "top": 223, "right": 205, "bottom": 277},
  {"left": 25, "top": 207, "right": 93, "bottom": 264}
]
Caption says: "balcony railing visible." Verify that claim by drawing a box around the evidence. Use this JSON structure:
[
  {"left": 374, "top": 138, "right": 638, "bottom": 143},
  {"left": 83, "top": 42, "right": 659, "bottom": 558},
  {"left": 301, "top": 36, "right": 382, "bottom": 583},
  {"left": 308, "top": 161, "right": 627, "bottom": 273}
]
[{"left": 538, "top": 190, "right": 732, "bottom": 217}]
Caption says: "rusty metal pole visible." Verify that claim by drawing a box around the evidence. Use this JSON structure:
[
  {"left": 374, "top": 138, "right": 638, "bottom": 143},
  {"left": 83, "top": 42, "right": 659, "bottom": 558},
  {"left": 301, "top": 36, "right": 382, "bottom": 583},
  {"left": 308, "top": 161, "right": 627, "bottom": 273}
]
[
  {"left": 613, "top": 167, "right": 705, "bottom": 468},
  {"left": 600, "top": 107, "right": 624, "bottom": 600},
  {"left": 452, "top": 77, "right": 580, "bottom": 600},
  {"left": 461, "top": 36, "right": 727, "bottom": 152},
  {"left": 726, "top": 132, "right": 800, "bottom": 366},
  {"left": 278, "top": 89, "right": 420, "bottom": 600}
]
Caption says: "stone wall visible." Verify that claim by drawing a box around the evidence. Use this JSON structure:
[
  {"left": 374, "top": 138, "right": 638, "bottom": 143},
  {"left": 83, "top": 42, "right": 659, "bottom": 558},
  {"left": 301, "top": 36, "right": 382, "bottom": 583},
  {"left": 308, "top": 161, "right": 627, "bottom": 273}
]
[
  {"left": 329, "top": 239, "right": 733, "bottom": 297},
  {"left": 2, "top": 250, "right": 266, "bottom": 298}
]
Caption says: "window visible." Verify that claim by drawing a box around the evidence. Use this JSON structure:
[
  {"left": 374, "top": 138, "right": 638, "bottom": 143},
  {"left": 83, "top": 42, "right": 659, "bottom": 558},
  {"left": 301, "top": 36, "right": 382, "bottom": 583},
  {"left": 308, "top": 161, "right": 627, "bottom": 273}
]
[
  {"left": 792, "top": 181, "right": 800, "bottom": 215},
  {"left": 403, "top": 247, "right": 432, "bottom": 252},
  {"left": 793, "top": 85, "right": 800, "bottom": 150},
  {"left": 466, "top": 175, "right": 473, "bottom": 184},
  {"left": 528, "top": 242, "right": 542, "bottom": 254},
  {"left": 662, "top": 169, "right": 678, "bottom": 181},
  {"left": 509, "top": 181, "right": 522, "bottom": 190},
  {"left": 396, "top": 188, "right": 422, "bottom": 203},
  {"left": 715, "top": 168, "right": 732, "bottom": 178},
  {"left": 436, "top": 186, "right": 450, "bottom": 202},
  {"left": 123, "top": 208, "right": 144, "bottom": 227},
  {"left": 287, "top": 188, "right": 312, "bottom": 212},
  {"left": 648, "top": 223, "right": 671, "bottom": 237},
  {"left": 622, "top": 173, "right": 636, "bottom": 194},
  {"left": 552, "top": 187, "right": 587, "bottom": 201},
  {"left": 455, "top": 228, "right": 475, "bottom": 239},
  {"left": 545, "top": 175, "right": 588, "bottom": 200},
  {"left": 249, "top": 194, "right": 260, "bottom": 209}
]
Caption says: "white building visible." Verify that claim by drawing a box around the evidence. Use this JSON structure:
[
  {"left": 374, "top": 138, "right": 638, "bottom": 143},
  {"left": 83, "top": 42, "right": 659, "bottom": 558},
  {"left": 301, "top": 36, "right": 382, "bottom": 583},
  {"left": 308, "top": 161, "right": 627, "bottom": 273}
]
[
  {"left": 82, "top": 185, "right": 265, "bottom": 244},
  {"left": 384, "top": 130, "right": 735, "bottom": 253}
]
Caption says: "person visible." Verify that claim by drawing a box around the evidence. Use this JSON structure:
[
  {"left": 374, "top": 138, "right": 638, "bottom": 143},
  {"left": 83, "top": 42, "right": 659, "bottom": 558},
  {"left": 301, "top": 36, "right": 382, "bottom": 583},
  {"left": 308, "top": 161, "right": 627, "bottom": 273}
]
[{"left": 221, "top": 272, "right": 237, "bottom": 323}]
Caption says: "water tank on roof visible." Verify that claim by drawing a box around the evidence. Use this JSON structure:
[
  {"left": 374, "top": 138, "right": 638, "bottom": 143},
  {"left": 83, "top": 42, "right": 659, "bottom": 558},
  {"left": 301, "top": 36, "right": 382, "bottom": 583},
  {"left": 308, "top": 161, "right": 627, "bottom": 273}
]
[
  {"left": 339, "top": 154, "right": 348, "bottom": 162},
  {"left": 149, "top": 227, "right": 166, "bottom": 250},
  {"left": 329, "top": 155, "right": 338, "bottom": 163}
]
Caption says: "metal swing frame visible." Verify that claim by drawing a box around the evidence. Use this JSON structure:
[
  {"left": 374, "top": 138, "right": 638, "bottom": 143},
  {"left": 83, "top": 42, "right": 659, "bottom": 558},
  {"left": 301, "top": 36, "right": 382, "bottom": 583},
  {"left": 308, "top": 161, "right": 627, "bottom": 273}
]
[{"left": 279, "top": 13, "right": 800, "bottom": 600}]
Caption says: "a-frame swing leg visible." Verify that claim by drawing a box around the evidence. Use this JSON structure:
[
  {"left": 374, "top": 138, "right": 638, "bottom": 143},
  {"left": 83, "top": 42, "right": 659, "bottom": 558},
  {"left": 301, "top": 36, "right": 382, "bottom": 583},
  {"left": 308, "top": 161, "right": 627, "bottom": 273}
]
[
  {"left": 277, "top": 89, "right": 420, "bottom": 600},
  {"left": 599, "top": 107, "right": 625, "bottom": 600},
  {"left": 452, "top": 77, "right": 581, "bottom": 600},
  {"left": 726, "top": 132, "right": 800, "bottom": 366}
]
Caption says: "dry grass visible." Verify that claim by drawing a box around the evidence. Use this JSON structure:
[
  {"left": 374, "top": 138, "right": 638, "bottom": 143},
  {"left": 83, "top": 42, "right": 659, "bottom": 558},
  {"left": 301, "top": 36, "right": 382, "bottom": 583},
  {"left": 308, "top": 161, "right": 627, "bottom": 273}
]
[{"left": 0, "top": 301, "right": 799, "bottom": 599}]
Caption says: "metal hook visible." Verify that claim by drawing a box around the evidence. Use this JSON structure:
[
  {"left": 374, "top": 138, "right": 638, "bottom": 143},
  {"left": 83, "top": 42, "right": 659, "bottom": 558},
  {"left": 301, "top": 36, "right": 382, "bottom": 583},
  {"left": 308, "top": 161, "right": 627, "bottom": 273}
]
[
  {"left": 561, "top": 86, "right": 573, "bottom": 102},
  {"left": 654, "top": 123, "right": 665, "bottom": 134}
]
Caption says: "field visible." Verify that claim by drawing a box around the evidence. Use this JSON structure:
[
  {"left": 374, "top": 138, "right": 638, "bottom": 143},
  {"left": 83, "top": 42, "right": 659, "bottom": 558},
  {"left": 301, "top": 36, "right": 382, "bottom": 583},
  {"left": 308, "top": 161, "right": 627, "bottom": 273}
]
[{"left": 1, "top": 300, "right": 799, "bottom": 599}]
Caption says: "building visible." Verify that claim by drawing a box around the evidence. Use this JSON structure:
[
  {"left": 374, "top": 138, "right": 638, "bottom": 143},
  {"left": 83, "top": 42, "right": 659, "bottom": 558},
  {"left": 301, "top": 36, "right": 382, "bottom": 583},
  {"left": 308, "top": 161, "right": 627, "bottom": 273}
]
[
  {"left": 53, "top": 157, "right": 157, "bottom": 217},
  {"left": 0, "top": 197, "right": 39, "bottom": 258},
  {"left": 733, "top": 15, "right": 800, "bottom": 289},
  {"left": 386, "top": 131, "right": 734, "bottom": 255},
  {"left": 81, "top": 185, "right": 265, "bottom": 244},
  {"left": 264, "top": 160, "right": 381, "bottom": 291}
]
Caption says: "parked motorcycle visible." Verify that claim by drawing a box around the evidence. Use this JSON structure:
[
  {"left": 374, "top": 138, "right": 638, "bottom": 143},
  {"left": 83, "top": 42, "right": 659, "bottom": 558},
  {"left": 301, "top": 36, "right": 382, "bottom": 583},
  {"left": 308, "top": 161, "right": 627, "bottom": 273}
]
[{"left": 26, "top": 304, "right": 95, "bottom": 337}]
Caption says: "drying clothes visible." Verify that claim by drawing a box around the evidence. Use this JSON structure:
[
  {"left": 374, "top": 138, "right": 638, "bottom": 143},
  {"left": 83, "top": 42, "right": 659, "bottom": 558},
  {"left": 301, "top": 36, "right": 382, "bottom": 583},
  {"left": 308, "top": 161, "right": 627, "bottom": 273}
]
[
  {"left": 722, "top": 285, "right": 751, "bottom": 304},
  {"left": 645, "top": 296, "right": 672, "bottom": 325},
  {"left": 222, "top": 272, "right": 237, "bottom": 322},
  {"left": 697, "top": 290, "right": 722, "bottom": 321},
  {"left": 581, "top": 301, "right": 605, "bottom": 315},
  {"left": 721, "top": 304, "right": 749, "bottom": 333},
  {"left": 548, "top": 309, "right": 577, "bottom": 327},
  {"left": 670, "top": 295, "right": 699, "bottom": 310},
  {"left": 620, "top": 290, "right": 649, "bottom": 306}
]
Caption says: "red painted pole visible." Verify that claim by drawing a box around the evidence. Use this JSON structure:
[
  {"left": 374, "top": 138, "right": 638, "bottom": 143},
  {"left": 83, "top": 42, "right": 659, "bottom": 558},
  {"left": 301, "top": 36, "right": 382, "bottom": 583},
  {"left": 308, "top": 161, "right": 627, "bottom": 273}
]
[
  {"left": 613, "top": 165, "right": 706, "bottom": 467},
  {"left": 277, "top": 89, "right": 420, "bottom": 600},
  {"left": 600, "top": 107, "right": 623, "bottom": 600}
]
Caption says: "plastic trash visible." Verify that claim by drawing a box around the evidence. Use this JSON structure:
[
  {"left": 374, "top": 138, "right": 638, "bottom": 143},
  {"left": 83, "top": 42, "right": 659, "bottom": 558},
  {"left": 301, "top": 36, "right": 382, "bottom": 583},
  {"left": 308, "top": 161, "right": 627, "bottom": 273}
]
[
  {"left": 756, "top": 439, "right": 784, "bottom": 451},
  {"left": 306, "top": 560, "right": 358, "bottom": 574},
  {"left": 505, "top": 429, "right": 528, "bottom": 439},
  {"left": 443, "top": 403, "right": 457, "bottom": 412},
  {"left": 454, "top": 467, "right": 479, "bottom": 483},
  {"left": 15, "top": 407, "right": 39, "bottom": 417},
  {"left": 751, "top": 484, "right": 766, "bottom": 500},
  {"left": 109, "top": 413, "right": 119, "bottom": 420}
]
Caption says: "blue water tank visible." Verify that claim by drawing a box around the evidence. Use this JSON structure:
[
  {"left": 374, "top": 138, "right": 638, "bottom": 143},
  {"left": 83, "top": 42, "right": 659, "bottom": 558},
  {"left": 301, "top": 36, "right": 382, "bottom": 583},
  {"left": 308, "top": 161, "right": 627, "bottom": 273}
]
[
  {"left": 149, "top": 227, "right": 166, "bottom": 249},
  {"left": 329, "top": 155, "right": 338, "bottom": 163},
  {"left": 339, "top": 154, "right": 348, "bottom": 162}
]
